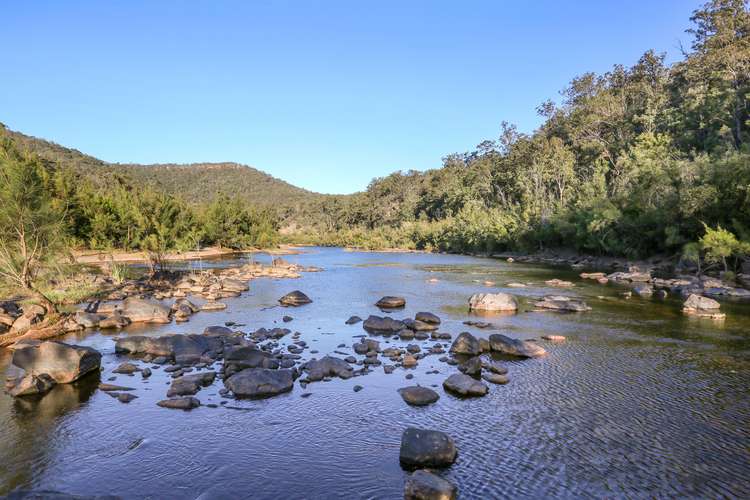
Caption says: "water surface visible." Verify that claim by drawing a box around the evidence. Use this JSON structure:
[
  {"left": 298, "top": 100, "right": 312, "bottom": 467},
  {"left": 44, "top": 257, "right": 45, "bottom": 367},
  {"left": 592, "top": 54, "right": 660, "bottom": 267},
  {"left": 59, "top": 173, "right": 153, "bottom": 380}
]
[{"left": 1, "top": 248, "right": 749, "bottom": 498}]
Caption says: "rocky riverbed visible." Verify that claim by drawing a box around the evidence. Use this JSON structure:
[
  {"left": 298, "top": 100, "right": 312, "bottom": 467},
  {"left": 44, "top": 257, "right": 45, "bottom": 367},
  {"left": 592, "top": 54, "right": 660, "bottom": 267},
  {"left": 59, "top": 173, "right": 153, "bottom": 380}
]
[{"left": 1, "top": 248, "right": 749, "bottom": 499}]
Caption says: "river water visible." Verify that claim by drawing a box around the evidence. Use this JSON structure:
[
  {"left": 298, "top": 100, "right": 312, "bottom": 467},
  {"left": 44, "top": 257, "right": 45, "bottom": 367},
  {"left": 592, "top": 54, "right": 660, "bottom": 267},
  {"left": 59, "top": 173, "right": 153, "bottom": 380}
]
[{"left": 1, "top": 247, "right": 749, "bottom": 499}]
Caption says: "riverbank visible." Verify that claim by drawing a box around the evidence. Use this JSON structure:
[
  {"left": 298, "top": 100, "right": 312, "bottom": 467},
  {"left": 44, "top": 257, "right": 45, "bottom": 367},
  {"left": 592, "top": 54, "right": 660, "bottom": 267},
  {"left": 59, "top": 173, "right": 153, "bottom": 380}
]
[{"left": 73, "top": 244, "right": 305, "bottom": 265}]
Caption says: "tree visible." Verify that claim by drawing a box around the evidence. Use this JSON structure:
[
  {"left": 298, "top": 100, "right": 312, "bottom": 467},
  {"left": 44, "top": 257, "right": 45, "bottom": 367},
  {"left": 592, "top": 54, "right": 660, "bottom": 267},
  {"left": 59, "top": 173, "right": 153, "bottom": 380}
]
[
  {"left": 699, "top": 224, "right": 745, "bottom": 271},
  {"left": 0, "top": 139, "right": 63, "bottom": 314}
]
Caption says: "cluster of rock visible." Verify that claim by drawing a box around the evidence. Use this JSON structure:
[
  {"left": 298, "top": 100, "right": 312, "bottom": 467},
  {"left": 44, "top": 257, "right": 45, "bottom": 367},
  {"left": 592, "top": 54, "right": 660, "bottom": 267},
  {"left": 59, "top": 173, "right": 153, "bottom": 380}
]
[
  {"left": 400, "top": 428, "right": 458, "bottom": 499},
  {"left": 0, "top": 302, "right": 46, "bottom": 336}
]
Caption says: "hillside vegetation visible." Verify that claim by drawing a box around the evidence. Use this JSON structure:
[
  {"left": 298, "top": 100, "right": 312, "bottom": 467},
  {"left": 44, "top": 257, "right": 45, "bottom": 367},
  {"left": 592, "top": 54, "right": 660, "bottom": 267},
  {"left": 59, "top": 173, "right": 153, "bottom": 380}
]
[{"left": 292, "top": 0, "right": 750, "bottom": 273}]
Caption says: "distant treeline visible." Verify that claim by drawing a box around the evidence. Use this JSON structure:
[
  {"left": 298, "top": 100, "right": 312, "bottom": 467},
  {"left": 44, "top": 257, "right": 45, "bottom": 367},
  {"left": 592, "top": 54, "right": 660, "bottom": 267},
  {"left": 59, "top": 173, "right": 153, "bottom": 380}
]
[{"left": 292, "top": 0, "right": 750, "bottom": 270}]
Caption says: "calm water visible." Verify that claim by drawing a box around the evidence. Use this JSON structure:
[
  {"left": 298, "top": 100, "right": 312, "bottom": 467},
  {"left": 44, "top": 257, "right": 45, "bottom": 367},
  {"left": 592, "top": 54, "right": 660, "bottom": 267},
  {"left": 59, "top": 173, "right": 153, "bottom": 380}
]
[{"left": 1, "top": 247, "right": 749, "bottom": 499}]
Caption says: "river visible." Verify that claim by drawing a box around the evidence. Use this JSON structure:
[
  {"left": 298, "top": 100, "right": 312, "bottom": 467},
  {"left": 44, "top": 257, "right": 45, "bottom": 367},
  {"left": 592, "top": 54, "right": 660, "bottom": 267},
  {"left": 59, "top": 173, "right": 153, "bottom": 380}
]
[{"left": 1, "top": 247, "right": 749, "bottom": 499}]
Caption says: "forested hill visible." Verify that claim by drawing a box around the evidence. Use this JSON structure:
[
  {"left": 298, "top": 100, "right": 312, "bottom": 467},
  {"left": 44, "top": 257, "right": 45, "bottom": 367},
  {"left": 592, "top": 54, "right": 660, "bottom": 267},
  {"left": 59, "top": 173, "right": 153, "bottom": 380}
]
[{"left": 2, "top": 127, "right": 319, "bottom": 209}]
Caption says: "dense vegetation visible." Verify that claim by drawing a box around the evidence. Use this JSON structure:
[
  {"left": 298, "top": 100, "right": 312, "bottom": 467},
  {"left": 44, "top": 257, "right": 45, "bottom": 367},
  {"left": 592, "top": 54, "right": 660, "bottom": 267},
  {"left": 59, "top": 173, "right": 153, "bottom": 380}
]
[
  {"left": 292, "top": 0, "right": 750, "bottom": 272},
  {"left": 1, "top": 0, "right": 748, "bottom": 283}
]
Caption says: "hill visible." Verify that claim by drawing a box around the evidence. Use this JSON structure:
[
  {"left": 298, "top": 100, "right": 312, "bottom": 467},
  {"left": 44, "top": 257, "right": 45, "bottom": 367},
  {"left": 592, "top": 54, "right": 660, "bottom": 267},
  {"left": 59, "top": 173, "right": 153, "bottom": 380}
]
[{"left": 1, "top": 126, "right": 321, "bottom": 210}]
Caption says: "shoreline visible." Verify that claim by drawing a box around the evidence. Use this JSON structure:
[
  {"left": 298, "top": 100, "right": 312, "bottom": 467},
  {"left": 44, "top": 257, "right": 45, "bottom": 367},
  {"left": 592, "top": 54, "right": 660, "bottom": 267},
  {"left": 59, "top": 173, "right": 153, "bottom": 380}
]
[{"left": 73, "top": 244, "right": 305, "bottom": 265}]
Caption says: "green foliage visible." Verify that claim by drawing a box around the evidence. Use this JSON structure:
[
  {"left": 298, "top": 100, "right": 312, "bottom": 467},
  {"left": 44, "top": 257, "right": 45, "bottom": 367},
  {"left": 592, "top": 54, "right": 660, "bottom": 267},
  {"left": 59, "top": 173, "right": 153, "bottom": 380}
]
[{"left": 700, "top": 224, "right": 749, "bottom": 271}]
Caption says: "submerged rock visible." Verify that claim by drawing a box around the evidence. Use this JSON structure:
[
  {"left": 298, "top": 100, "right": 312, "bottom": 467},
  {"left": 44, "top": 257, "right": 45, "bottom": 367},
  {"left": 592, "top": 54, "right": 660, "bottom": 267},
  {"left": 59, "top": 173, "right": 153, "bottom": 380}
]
[
  {"left": 482, "top": 373, "right": 509, "bottom": 385},
  {"left": 489, "top": 334, "right": 546, "bottom": 358},
  {"left": 442, "top": 373, "right": 488, "bottom": 397},
  {"left": 457, "top": 356, "right": 482, "bottom": 376},
  {"left": 398, "top": 386, "right": 440, "bottom": 406},
  {"left": 224, "top": 368, "right": 294, "bottom": 398},
  {"left": 404, "top": 470, "right": 458, "bottom": 500},
  {"left": 468, "top": 292, "right": 517, "bottom": 312},
  {"left": 683, "top": 293, "right": 720, "bottom": 310},
  {"left": 400, "top": 428, "right": 457, "bottom": 469},
  {"left": 278, "top": 291, "right": 312, "bottom": 306},
  {"left": 157, "top": 396, "right": 201, "bottom": 410},
  {"left": 345, "top": 315, "right": 362, "bottom": 325},
  {"left": 167, "top": 372, "right": 216, "bottom": 397},
  {"left": 533, "top": 295, "right": 591, "bottom": 312}
]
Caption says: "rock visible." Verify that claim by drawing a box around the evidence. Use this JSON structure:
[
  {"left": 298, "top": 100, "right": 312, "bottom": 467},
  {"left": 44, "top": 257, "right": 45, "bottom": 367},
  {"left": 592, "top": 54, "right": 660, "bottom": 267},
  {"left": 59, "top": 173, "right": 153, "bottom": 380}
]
[
  {"left": 545, "top": 279, "right": 574, "bottom": 287},
  {"left": 399, "top": 428, "right": 457, "bottom": 469},
  {"left": 224, "top": 368, "right": 294, "bottom": 398},
  {"left": 482, "top": 372, "right": 509, "bottom": 384},
  {"left": 489, "top": 334, "right": 546, "bottom": 358},
  {"left": 99, "top": 312, "right": 130, "bottom": 329},
  {"left": 607, "top": 270, "right": 652, "bottom": 282},
  {"left": 221, "top": 278, "right": 249, "bottom": 293},
  {"left": 115, "top": 392, "right": 138, "bottom": 403},
  {"left": 449, "top": 332, "right": 480, "bottom": 356},
  {"left": 633, "top": 284, "right": 654, "bottom": 297},
  {"left": 404, "top": 470, "right": 458, "bottom": 500},
  {"left": 683, "top": 293, "right": 721, "bottom": 310},
  {"left": 345, "top": 315, "right": 362, "bottom": 325},
  {"left": 201, "top": 301, "right": 227, "bottom": 311},
  {"left": 363, "top": 315, "right": 406, "bottom": 333},
  {"left": 74, "top": 311, "right": 104, "bottom": 328},
  {"left": 203, "top": 325, "right": 233, "bottom": 336},
  {"left": 224, "top": 346, "right": 279, "bottom": 376},
  {"left": 534, "top": 295, "right": 591, "bottom": 312},
  {"left": 302, "top": 356, "right": 354, "bottom": 381},
  {"left": 167, "top": 372, "right": 216, "bottom": 397},
  {"left": 403, "top": 319, "right": 439, "bottom": 332},
  {"left": 115, "top": 333, "right": 224, "bottom": 365},
  {"left": 541, "top": 335, "right": 566, "bottom": 342},
  {"left": 442, "top": 373, "right": 488, "bottom": 397},
  {"left": 282, "top": 315, "right": 293, "bottom": 322},
  {"left": 121, "top": 297, "right": 171, "bottom": 323},
  {"left": 580, "top": 272, "right": 606, "bottom": 280},
  {"left": 112, "top": 362, "right": 139, "bottom": 374},
  {"left": 482, "top": 360, "right": 508, "bottom": 374},
  {"left": 402, "top": 354, "right": 418, "bottom": 368},
  {"left": 11, "top": 341, "right": 101, "bottom": 384},
  {"left": 457, "top": 356, "right": 482, "bottom": 376},
  {"left": 8, "top": 373, "right": 56, "bottom": 397},
  {"left": 376, "top": 296, "right": 406, "bottom": 308},
  {"left": 278, "top": 291, "right": 312, "bottom": 306},
  {"left": 468, "top": 292, "right": 517, "bottom": 312},
  {"left": 415, "top": 312, "right": 441, "bottom": 325},
  {"left": 99, "top": 383, "right": 135, "bottom": 392},
  {"left": 398, "top": 386, "right": 440, "bottom": 406},
  {"left": 353, "top": 385, "right": 363, "bottom": 392},
  {"left": 157, "top": 397, "right": 201, "bottom": 410}
]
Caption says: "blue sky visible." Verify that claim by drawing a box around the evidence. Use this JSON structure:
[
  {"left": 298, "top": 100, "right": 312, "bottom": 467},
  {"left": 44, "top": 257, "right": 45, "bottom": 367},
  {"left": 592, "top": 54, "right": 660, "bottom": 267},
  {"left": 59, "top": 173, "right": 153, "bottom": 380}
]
[{"left": 2, "top": 0, "right": 700, "bottom": 194}]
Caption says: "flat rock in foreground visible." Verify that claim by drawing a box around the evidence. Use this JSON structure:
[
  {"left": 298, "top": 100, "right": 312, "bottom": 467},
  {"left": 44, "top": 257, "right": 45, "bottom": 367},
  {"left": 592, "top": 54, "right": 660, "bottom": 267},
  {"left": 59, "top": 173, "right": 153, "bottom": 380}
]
[{"left": 400, "top": 428, "right": 457, "bottom": 469}]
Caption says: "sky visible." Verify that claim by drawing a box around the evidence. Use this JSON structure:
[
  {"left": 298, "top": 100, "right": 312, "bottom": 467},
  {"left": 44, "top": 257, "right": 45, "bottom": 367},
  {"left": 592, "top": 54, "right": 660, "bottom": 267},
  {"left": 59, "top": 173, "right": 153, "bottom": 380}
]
[{"left": 1, "top": 0, "right": 701, "bottom": 194}]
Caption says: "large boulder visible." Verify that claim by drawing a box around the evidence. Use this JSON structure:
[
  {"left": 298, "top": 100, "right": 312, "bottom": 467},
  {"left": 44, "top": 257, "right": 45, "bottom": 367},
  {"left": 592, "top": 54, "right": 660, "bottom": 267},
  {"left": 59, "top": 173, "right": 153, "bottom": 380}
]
[
  {"left": 449, "top": 332, "right": 480, "bottom": 356},
  {"left": 398, "top": 386, "right": 440, "bottom": 406},
  {"left": 224, "top": 368, "right": 294, "bottom": 398},
  {"left": 399, "top": 428, "right": 457, "bottom": 469},
  {"left": 302, "top": 356, "right": 354, "bottom": 381},
  {"left": 376, "top": 296, "right": 406, "bottom": 308},
  {"left": 533, "top": 295, "right": 591, "bottom": 312},
  {"left": 11, "top": 341, "right": 101, "bottom": 384},
  {"left": 121, "top": 297, "right": 171, "bottom": 323},
  {"left": 363, "top": 315, "right": 406, "bottom": 333},
  {"left": 442, "top": 373, "right": 488, "bottom": 397},
  {"left": 683, "top": 294, "right": 721, "bottom": 310},
  {"left": 468, "top": 293, "right": 517, "bottom": 312},
  {"left": 404, "top": 470, "right": 457, "bottom": 500},
  {"left": 278, "top": 291, "right": 312, "bottom": 306},
  {"left": 7, "top": 373, "right": 57, "bottom": 397},
  {"left": 488, "top": 334, "right": 546, "bottom": 358}
]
